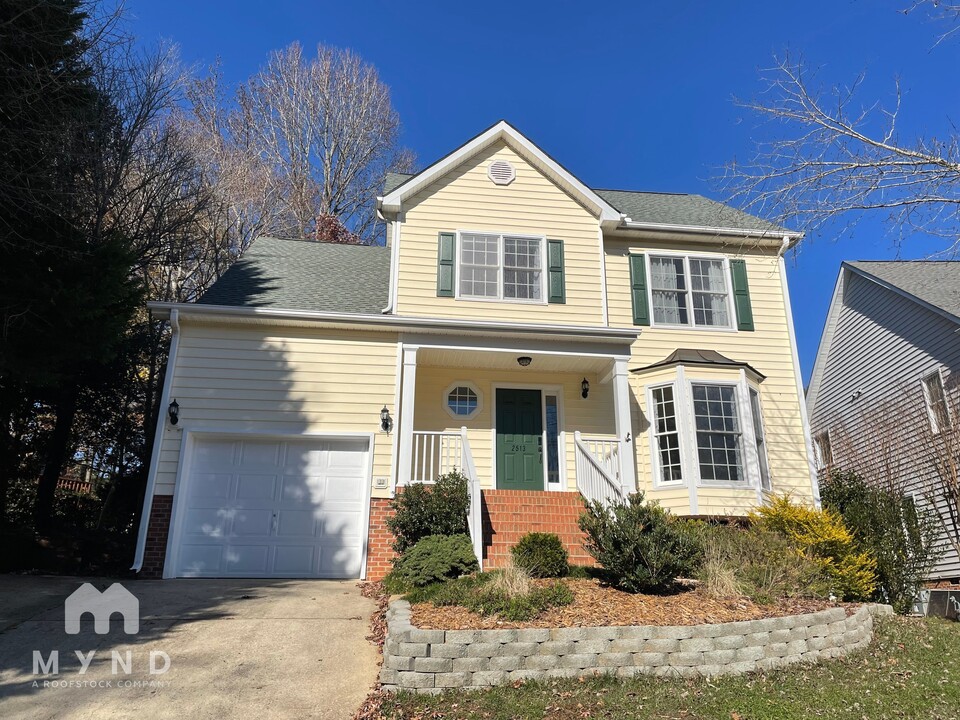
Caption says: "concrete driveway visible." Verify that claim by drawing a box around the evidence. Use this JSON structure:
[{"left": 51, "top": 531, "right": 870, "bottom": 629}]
[{"left": 0, "top": 576, "right": 379, "bottom": 720}]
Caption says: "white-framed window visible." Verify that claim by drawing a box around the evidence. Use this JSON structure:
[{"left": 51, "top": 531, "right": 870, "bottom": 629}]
[
  {"left": 457, "top": 231, "right": 544, "bottom": 302},
  {"left": 749, "top": 388, "right": 771, "bottom": 491},
  {"left": 691, "top": 383, "right": 744, "bottom": 482},
  {"left": 648, "top": 254, "right": 733, "bottom": 328},
  {"left": 813, "top": 431, "right": 832, "bottom": 472},
  {"left": 647, "top": 376, "right": 769, "bottom": 488},
  {"left": 444, "top": 382, "right": 482, "bottom": 419},
  {"left": 650, "top": 384, "right": 683, "bottom": 484},
  {"left": 921, "top": 368, "right": 951, "bottom": 434}
]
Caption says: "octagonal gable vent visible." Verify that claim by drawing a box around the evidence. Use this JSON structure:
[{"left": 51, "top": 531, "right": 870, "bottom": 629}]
[{"left": 487, "top": 160, "right": 516, "bottom": 186}]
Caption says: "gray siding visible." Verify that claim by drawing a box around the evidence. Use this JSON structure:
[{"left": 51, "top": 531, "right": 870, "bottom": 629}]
[{"left": 809, "top": 269, "right": 960, "bottom": 580}]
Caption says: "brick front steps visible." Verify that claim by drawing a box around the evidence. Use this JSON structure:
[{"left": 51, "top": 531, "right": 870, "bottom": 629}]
[
  {"left": 482, "top": 490, "right": 593, "bottom": 568},
  {"left": 379, "top": 601, "right": 892, "bottom": 692}
]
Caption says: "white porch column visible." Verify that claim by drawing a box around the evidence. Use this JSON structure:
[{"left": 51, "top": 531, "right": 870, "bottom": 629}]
[
  {"left": 397, "top": 345, "right": 418, "bottom": 488},
  {"left": 612, "top": 357, "right": 637, "bottom": 495}
]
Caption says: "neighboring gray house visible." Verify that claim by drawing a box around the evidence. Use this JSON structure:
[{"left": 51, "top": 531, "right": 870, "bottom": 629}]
[{"left": 807, "top": 261, "right": 960, "bottom": 582}]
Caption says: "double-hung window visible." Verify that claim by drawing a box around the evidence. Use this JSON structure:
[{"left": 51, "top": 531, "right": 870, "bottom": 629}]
[
  {"left": 691, "top": 383, "right": 744, "bottom": 482},
  {"left": 649, "top": 255, "right": 732, "bottom": 328},
  {"left": 922, "top": 369, "right": 951, "bottom": 434},
  {"left": 458, "top": 232, "right": 543, "bottom": 302},
  {"left": 650, "top": 385, "right": 683, "bottom": 484}
]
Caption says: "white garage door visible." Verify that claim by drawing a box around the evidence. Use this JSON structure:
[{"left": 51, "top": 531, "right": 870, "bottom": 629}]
[{"left": 173, "top": 436, "right": 369, "bottom": 578}]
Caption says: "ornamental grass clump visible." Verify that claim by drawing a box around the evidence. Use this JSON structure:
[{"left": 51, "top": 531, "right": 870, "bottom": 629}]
[{"left": 752, "top": 494, "right": 877, "bottom": 601}]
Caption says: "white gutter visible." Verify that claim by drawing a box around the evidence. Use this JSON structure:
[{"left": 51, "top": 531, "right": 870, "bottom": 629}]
[
  {"left": 620, "top": 220, "right": 803, "bottom": 244},
  {"left": 146, "top": 302, "right": 640, "bottom": 343},
  {"left": 131, "top": 308, "right": 181, "bottom": 572}
]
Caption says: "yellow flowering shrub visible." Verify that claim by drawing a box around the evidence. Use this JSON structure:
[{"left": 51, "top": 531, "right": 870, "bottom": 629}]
[{"left": 752, "top": 495, "right": 877, "bottom": 601}]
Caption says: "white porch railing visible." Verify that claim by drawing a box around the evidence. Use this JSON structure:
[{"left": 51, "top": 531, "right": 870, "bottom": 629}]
[
  {"left": 409, "top": 429, "right": 483, "bottom": 570},
  {"left": 574, "top": 431, "right": 624, "bottom": 507}
]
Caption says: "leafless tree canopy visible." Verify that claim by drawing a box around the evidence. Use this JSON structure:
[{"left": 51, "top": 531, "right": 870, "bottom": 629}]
[
  {"left": 724, "top": 3, "right": 960, "bottom": 255},
  {"left": 177, "top": 43, "right": 415, "bottom": 247}
]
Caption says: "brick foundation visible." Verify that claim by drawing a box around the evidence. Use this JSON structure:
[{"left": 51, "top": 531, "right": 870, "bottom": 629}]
[
  {"left": 366, "top": 498, "right": 397, "bottom": 581},
  {"left": 482, "top": 490, "right": 593, "bottom": 568},
  {"left": 140, "top": 495, "right": 173, "bottom": 578}
]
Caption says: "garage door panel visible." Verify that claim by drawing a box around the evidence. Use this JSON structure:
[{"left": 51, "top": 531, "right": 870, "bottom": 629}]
[
  {"left": 183, "top": 507, "right": 229, "bottom": 538},
  {"left": 277, "top": 509, "right": 317, "bottom": 537},
  {"left": 178, "top": 545, "right": 223, "bottom": 577},
  {"left": 173, "top": 436, "right": 368, "bottom": 579},
  {"left": 231, "top": 508, "right": 274, "bottom": 536},
  {"left": 274, "top": 545, "right": 317, "bottom": 575},
  {"left": 236, "top": 474, "right": 278, "bottom": 500},
  {"left": 239, "top": 441, "right": 281, "bottom": 467},
  {"left": 225, "top": 545, "right": 270, "bottom": 574},
  {"left": 190, "top": 473, "right": 232, "bottom": 500},
  {"left": 326, "top": 474, "right": 364, "bottom": 502}
]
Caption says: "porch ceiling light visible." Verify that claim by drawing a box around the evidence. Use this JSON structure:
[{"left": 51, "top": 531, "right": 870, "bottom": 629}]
[
  {"left": 517, "top": 356, "right": 532, "bottom": 367},
  {"left": 168, "top": 399, "right": 180, "bottom": 425},
  {"left": 581, "top": 378, "right": 590, "bottom": 399},
  {"left": 380, "top": 405, "right": 393, "bottom": 433}
]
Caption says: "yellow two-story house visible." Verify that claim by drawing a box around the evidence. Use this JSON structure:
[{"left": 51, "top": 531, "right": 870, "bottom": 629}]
[{"left": 134, "top": 121, "right": 818, "bottom": 581}]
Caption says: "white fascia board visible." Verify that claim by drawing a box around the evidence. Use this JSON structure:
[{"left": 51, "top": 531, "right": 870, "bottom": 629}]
[
  {"left": 146, "top": 301, "right": 640, "bottom": 344},
  {"left": 379, "top": 120, "right": 622, "bottom": 225},
  {"left": 619, "top": 220, "right": 803, "bottom": 244},
  {"left": 804, "top": 266, "right": 847, "bottom": 418}
]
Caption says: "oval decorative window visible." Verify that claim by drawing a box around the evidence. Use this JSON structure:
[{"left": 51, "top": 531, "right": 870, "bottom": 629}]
[
  {"left": 446, "top": 385, "right": 480, "bottom": 418},
  {"left": 487, "top": 160, "right": 516, "bottom": 186}
]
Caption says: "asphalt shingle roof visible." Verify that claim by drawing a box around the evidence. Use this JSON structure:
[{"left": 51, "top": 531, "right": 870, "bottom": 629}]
[
  {"left": 197, "top": 236, "right": 390, "bottom": 314},
  {"left": 384, "top": 173, "right": 788, "bottom": 234},
  {"left": 847, "top": 261, "right": 960, "bottom": 321}
]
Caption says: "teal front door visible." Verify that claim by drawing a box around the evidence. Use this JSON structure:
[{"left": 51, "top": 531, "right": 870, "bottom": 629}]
[{"left": 496, "top": 389, "right": 544, "bottom": 490}]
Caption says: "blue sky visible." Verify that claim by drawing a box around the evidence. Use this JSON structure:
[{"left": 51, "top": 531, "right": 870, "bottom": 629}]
[{"left": 126, "top": 0, "right": 959, "bottom": 382}]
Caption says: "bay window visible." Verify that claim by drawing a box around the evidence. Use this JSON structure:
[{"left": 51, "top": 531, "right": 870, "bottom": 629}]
[{"left": 649, "top": 377, "right": 768, "bottom": 488}]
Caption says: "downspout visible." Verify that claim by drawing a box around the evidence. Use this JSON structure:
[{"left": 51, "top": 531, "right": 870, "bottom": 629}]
[
  {"left": 382, "top": 216, "right": 401, "bottom": 314},
  {"left": 131, "top": 308, "right": 181, "bottom": 571}
]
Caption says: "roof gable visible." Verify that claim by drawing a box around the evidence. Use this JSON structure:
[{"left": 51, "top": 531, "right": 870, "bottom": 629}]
[{"left": 379, "top": 120, "right": 623, "bottom": 228}]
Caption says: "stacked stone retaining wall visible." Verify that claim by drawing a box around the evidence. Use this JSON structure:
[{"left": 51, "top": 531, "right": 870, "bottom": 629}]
[{"left": 380, "top": 601, "right": 892, "bottom": 692}]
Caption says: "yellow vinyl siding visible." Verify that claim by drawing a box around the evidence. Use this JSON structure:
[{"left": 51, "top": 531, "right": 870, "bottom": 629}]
[
  {"left": 395, "top": 140, "right": 604, "bottom": 324},
  {"left": 153, "top": 321, "right": 398, "bottom": 498},
  {"left": 412, "top": 366, "right": 616, "bottom": 491},
  {"left": 607, "top": 238, "right": 814, "bottom": 513}
]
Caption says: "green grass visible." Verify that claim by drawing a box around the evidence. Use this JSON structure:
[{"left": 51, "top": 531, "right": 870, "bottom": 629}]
[{"left": 383, "top": 616, "right": 960, "bottom": 720}]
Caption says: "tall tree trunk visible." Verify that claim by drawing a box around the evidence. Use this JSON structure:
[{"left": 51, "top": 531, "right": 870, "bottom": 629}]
[{"left": 35, "top": 387, "right": 78, "bottom": 532}]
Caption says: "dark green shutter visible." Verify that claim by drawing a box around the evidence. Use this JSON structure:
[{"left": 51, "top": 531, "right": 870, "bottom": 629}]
[
  {"left": 730, "top": 259, "right": 754, "bottom": 331},
  {"left": 436, "top": 232, "right": 455, "bottom": 297},
  {"left": 628, "top": 253, "right": 650, "bottom": 326},
  {"left": 547, "top": 239, "right": 565, "bottom": 304}
]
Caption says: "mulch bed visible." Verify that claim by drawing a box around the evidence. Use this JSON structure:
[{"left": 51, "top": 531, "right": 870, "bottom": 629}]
[{"left": 412, "top": 577, "right": 849, "bottom": 630}]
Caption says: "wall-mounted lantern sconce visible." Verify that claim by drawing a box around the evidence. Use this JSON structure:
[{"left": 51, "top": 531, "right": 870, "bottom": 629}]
[
  {"left": 581, "top": 378, "right": 590, "bottom": 399},
  {"left": 380, "top": 405, "right": 393, "bottom": 433},
  {"left": 517, "top": 356, "right": 532, "bottom": 367},
  {"left": 168, "top": 399, "right": 180, "bottom": 426}
]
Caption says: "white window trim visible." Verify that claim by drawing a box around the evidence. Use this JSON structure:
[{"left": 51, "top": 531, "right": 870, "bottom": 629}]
[
  {"left": 688, "top": 377, "right": 753, "bottom": 488},
  {"left": 454, "top": 230, "right": 548, "bottom": 305},
  {"left": 644, "top": 250, "right": 738, "bottom": 332},
  {"left": 748, "top": 383, "right": 772, "bottom": 495},
  {"left": 813, "top": 430, "right": 832, "bottom": 472},
  {"left": 920, "top": 366, "right": 951, "bottom": 435},
  {"left": 443, "top": 381, "right": 483, "bottom": 420},
  {"left": 646, "top": 381, "right": 685, "bottom": 488}
]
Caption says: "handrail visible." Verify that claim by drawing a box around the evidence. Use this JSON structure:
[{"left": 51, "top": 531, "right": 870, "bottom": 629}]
[
  {"left": 461, "top": 426, "right": 483, "bottom": 571},
  {"left": 574, "top": 431, "right": 624, "bottom": 507}
]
